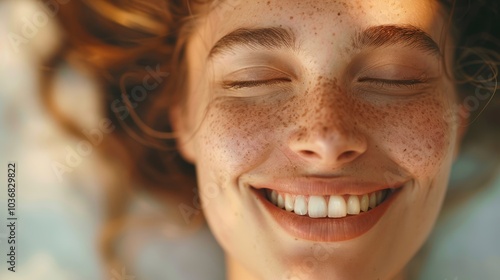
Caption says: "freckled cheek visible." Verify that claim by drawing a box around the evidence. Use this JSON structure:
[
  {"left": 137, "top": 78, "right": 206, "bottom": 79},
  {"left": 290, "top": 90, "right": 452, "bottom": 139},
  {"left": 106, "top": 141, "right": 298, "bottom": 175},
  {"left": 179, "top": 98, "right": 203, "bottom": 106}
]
[
  {"left": 196, "top": 103, "right": 280, "bottom": 173},
  {"left": 362, "top": 100, "right": 454, "bottom": 176}
]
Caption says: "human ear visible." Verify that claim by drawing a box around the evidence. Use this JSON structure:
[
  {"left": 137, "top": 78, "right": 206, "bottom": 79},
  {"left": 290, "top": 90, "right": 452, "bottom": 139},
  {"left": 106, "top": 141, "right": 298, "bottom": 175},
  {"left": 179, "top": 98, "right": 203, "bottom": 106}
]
[{"left": 169, "top": 103, "right": 197, "bottom": 164}]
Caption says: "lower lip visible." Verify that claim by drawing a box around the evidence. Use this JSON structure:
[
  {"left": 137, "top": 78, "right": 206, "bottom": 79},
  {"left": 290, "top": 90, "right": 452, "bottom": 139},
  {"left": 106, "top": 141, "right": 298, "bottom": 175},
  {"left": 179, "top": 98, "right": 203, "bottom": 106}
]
[{"left": 253, "top": 187, "right": 402, "bottom": 242}]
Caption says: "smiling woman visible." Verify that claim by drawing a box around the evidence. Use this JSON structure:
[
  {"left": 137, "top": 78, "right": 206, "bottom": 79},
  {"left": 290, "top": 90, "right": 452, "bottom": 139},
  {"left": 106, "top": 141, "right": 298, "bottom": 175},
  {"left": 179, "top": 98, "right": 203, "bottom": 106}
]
[
  {"left": 42, "top": 0, "right": 499, "bottom": 279},
  {"left": 174, "top": 2, "right": 462, "bottom": 279}
]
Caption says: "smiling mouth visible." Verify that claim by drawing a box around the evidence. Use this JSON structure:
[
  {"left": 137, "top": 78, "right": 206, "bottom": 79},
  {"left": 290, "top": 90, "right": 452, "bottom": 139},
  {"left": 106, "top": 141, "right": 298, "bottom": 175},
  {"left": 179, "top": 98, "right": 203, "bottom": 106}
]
[
  {"left": 252, "top": 182, "right": 405, "bottom": 242},
  {"left": 264, "top": 188, "right": 394, "bottom": 218}
]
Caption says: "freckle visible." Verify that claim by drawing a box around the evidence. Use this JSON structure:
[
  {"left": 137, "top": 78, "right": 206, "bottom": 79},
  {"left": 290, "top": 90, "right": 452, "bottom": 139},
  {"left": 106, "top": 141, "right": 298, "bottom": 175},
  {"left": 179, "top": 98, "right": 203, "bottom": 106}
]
[
  {"left": 338, "top": 12, "right": 341, "bottom": 15},
  {"left": 290, "top": 16, "right": 293, "bottom": 19}
]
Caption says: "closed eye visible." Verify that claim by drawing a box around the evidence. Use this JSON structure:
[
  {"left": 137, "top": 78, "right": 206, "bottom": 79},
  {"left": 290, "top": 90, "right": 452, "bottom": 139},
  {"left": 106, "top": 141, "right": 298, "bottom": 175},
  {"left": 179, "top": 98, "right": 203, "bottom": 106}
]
[
  {"left": 222, "top": 77, "right": 292, "bottom": 89},
  {"left": 358, "top": 77, "right": 428, "bottom": 89}
]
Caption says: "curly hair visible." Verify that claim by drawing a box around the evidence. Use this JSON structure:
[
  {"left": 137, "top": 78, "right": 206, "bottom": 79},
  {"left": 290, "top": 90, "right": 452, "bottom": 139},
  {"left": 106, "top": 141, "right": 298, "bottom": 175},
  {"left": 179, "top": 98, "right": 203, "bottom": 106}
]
[{"left": 40, "top": 0, "right": 216, "bottom": 275}]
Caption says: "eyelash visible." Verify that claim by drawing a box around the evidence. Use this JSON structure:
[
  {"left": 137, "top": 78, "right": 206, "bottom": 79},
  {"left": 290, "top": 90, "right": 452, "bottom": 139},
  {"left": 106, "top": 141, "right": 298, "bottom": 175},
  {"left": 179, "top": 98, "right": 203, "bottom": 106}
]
[
  {"left": 357, "top": 77, "right": 428, "bottom": 89},
  {"left": 222, "top": 78, "right": 292, "bottom": 89}
]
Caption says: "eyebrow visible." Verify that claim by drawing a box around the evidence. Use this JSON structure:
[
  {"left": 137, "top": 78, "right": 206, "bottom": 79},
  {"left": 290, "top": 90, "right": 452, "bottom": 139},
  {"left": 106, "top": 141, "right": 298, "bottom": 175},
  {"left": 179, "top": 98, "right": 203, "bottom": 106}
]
[
  {"left": 208, "top": 27, "right": 296, "bottom": 58},
  {"left": 355, "top": 24, "right": 441, "bottom": 57},
  {"left": 208, "top": 24, "right": 441, "bottom": 59}
]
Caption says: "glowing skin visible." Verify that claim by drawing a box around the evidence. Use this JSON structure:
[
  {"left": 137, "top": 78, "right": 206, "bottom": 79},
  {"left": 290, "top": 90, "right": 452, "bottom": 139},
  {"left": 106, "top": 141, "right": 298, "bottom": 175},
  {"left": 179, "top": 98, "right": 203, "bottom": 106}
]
[{"left": 172, "top": 0, "right": 464, "bottom": 279}]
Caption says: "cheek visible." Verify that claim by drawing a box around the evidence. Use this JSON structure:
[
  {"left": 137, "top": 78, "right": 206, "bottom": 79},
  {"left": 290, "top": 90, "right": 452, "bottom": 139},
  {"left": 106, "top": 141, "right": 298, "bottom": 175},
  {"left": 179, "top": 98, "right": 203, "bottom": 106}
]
[
  {"left": 360, "top": 95, "right": 456, "bottom": 177},
  {"left": 196, "top": 98, "right": 287, "bottom": 177}
]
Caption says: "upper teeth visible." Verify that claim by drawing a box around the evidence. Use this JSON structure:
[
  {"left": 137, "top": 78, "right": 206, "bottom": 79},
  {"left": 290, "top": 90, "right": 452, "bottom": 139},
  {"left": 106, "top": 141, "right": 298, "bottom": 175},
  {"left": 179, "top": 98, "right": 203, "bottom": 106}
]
[{"left": 266, "top": 189, "right": 391, "bottom": 218}]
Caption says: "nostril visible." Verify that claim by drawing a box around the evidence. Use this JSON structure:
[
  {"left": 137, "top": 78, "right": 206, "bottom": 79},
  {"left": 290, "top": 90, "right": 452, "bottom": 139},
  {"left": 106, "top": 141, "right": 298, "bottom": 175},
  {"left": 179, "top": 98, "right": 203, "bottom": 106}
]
[
  {"left": 338, "top": 150, "right": 357, "bottom": 161},
  {"left": 299, "top": 150, "right": 317, "bottom": 157}
]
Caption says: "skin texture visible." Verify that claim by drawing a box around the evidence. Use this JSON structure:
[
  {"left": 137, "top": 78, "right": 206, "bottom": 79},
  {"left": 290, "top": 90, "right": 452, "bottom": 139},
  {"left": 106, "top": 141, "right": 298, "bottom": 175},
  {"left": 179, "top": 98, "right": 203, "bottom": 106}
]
[{"left": 172, "top": 0, "right": 465, "bottom": 279}]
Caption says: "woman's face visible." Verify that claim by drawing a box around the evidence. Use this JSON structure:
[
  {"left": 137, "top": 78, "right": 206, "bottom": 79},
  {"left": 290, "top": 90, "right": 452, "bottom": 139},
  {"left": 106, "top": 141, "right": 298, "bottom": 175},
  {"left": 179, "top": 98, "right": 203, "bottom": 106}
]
[{"left": 174, "top": 0, "right": 463, "bottom": 279}]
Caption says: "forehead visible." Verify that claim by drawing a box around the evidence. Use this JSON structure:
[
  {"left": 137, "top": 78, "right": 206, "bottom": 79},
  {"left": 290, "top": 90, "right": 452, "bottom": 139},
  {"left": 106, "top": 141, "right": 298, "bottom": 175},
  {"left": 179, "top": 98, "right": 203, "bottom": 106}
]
[{"left": 200, "top": 0, "right": 444, "bottom": 42}]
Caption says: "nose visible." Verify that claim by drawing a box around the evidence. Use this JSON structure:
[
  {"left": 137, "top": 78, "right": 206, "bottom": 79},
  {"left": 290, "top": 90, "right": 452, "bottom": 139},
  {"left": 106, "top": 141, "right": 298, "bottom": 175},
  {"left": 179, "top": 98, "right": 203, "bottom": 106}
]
[
  {"left": 289, "top": 130, "right": 367, "bottom": 166},
  {"left": 288, "top": 100, "right": 367, "bottom": 168}
]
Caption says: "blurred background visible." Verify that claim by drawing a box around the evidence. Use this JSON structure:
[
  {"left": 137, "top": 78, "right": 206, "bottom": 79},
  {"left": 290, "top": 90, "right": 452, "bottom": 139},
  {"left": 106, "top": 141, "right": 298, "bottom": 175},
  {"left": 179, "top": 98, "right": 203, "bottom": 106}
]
[
  {"left": 0, "top": 0, "right": 498, "bottom": 280},
  {"left": 0, "top": 1, "right": 225, "bottom": 279}
]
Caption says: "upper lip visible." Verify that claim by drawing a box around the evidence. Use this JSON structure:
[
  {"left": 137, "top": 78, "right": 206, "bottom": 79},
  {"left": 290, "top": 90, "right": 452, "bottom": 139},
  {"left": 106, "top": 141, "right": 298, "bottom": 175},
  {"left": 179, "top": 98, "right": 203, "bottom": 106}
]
[{"left": 250, "top": 177, "right": 409, "bottom": 196}]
